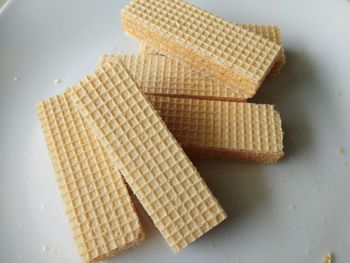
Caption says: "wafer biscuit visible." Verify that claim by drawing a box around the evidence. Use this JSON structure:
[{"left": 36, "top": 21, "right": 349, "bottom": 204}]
[
  {"left": 98, "top": 54, "right": 246, "bottom": 101},
  {"left": 37, "top": 94, "right": 144, "bottom": 262},
  {"left": 121, "top": 0, "right": 282, "bottom": 97},
  {"left": 69, "top": 60, "right": 227, "bottom": 252},
  {"left": 139, "top": 42, "right": 160, "bottom": 56},
  {"left": 240, "top": 24, "right": 285, "bottom": 75},
  {"left": 147, "top": 96, "right": 284, "bottom": 164},
  {"left": 139, "top": 24, "right": 285, "bottom": 76}
]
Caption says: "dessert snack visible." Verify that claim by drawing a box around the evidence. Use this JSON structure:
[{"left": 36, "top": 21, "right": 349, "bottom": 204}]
[
  {"left": 121, "top": 0, "right": 282, "bottom": 97},
  {"left": 37, "top": 94, "right": 144, "bottom": 262},
  {"left": 69, "top": 60, "right": 227, "bottom": 252},
  {"left": 139, "top": 23, "right": 285, "bottom": 76},
  {"left": 99, "top": 54, "right": 246, "bottom": 101},
  {"left": 147, "top": 95, "right": 284, "bottom": 164}
]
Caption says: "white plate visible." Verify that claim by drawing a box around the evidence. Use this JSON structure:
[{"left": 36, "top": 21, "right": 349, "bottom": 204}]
[{"left": 1, "top": 0, "right": 350, "bottom": 262}]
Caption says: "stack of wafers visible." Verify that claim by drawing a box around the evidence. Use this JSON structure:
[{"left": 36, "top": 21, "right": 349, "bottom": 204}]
[{"left": 37, "top": 0, "right": 285, "bottom": 262}]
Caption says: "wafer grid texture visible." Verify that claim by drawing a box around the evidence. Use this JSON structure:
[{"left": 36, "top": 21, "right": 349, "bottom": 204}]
[
  {"left": 121, "top": 0, "right": 281, "bottom": 97},
  {"left": 37, "top": 94, "right": 144, "bottom": 262},
  {"left": 139, "top": 42, "right": 160, "bottom": 55},
  {"left": 139, "top": 23, "right": 285, "bottom": 75},
  {"left": 239, "top": 24, "right": 285, "bottom": 75},
  {"left": 98, "top": 54, "right": 246, "bottom": 101},
  {"left": 147, "top": 95, "right": 284, "bottom": 164},
  {"left": 69, "top": 60, "right": 227, "bottom": 252}
]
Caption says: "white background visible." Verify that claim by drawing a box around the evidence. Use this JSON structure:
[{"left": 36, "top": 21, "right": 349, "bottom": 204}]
[{"left": 0, "top": 0, "right": 349, "bottom": 262}]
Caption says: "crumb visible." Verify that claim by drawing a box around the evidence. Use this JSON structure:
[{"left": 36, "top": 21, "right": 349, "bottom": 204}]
[
  {"left": 18, "top": 253, "right": 22, "bottom": 260},
  {"left": 322, "top": 253, "right": 333, "bottom": 263},
  {"left": 337, "top": 147, "right": 345, "bottom": 154},
  {"left": 112, "top": 46, "right": 122, "bottom": 55},
  {"left": 54, "top": 79, "right": 62, "bottom": 84},
  {"left": 41, "top": 203, "right": 46, "bottom": 211},
  {"left": 14, "top": 77, "right": 19, "bottom": 81},
  {"left": 18, "top": 223, "right": 22, "bottom": 228},
  {"left": 42, "top": 245, "right": 48, "bottom": 253},
  {"left": 289, "top": 203, "right": 296, "bottom": 210}
]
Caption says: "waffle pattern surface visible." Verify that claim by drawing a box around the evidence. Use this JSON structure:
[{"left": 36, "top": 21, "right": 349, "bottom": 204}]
[
  {"left": 148, "top": 96, "right": 284, "bottom": 164},
  {"left": 122, "top": 0, "right": 281, "bottom": 97},
  {"left": 37, "top": 94, "right": 144, "bottom": 262},
  {"left": 139, "top": 24, "right": 285, "bottom": 76},
  {"left": 240, "top": 24, "right": 285, "bottom": 75},
  {"left": 69, "top": 61, "right": 227, "bottom": 252},
  {"left": 139, "top": 42, "right": 159, "bottom": 55},
  {"left": 99, "top": 54, "right": 246, "bottom": 101}
]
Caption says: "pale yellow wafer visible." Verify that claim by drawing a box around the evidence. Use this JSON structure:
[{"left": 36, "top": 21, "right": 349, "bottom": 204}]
[
  {"left": 37, "top": 94, "right": 144, "bottom": 262},
  {"left": 139, "top": 24, "right": 285, "bottom": 76},
  {"left": 322, "top": 253, "right": 333, "bottom": 263},
  {"left": 139, "top": 42, "right": 160, "bottom": 55},
  {"left": 147, "top": 95, "right": 284, "bottom": 164},
  {"left": 121, "top": 0, "right": 282, "bottom": 97},
  {"left": 98, "top": 54, "right": 246, "bottom": 101},
  {"left": 240, "top": 24, "right": 285, "bottom": 75},
  {"left": 69, "top": 60, "right": 227, "bottom": 252}
]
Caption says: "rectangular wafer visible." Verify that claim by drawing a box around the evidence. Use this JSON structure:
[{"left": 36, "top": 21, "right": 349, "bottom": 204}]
[
  {"left": 147, "top": 95, "right": 284, "bottom": 164},
  {"left": 69, "top": 60, "right": 227, "bottom": 252},
  {"left": 139, "top": 24, "right": 285, "bottom": 76},
  {"left": 121, "top": 0, "right": 282, "bottom": 97},
  {"left": 37, "top": 94, "right": 144, "bottom": 262},
  {"left": 98, "top": 54, "right": 246, "bottom": 101}
]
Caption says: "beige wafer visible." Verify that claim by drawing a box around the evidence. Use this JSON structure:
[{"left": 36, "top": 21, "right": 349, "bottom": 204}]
[
  {"left": 69, "top": 60, "right": 227, "bottom": 252},
  {"left": 37, "top": 94, "right": 144, "bottom": 262},
  {"left": 240, "top": 24, "right": 285, "bottom": 75},
  {"left": 121, "top": 0, "right": 282, "bottom": 98},
  {"left": 147, "top": 96, "right": 284, "bottom": 164},
  {"left": 98, "top": 54, "right": 246, "bottom": 101},
  {"left": 139, "top": 24, "right": 285, "bottom": 76},
  {"left": 139, "top": 42, "right": 160, "bottom": 56}
]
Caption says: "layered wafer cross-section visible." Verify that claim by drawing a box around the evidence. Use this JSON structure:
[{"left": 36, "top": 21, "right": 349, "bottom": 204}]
[
  {"left": 98, "top": 54, "right": 246, "bottom": 101},
  {"left": 147, "top": 96, "right": 284, "bottom": 164},
  {"left": 139, "top": 24, "right": 285, "bottom": 76},
  {"left": 37, "top": 94, "right": 144, "bottom": 262},
  {"left": 121, "top": 0, "right": 282, "bottom": 97},
  {"left": 69, "top": 60, "right": 227, "bottom": 252}
]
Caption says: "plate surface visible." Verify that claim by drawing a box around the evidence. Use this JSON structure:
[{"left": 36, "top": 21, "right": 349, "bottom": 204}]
[{"left": 0, "top": 0, "right": 350, "bottom": 262}]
